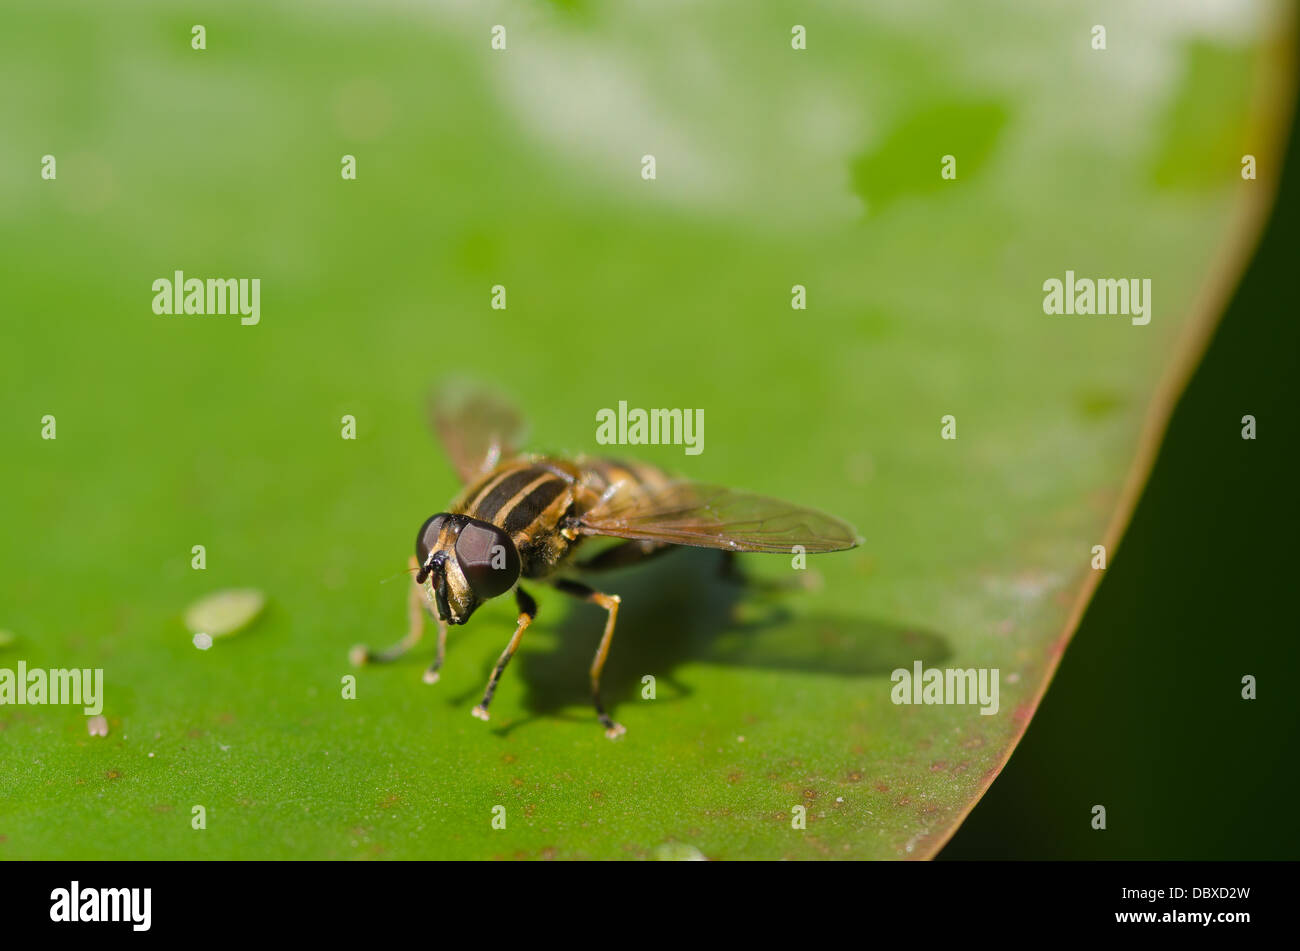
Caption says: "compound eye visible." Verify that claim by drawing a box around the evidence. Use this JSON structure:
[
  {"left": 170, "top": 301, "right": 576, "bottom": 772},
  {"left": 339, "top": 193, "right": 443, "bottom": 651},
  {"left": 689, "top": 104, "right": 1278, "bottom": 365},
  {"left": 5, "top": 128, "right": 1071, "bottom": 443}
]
[
  {"left": 455, "top": 521, "right": 520, "bottom": 599},
  {"left": 415, "top": 514, "right": 449, "bottom": 566}
]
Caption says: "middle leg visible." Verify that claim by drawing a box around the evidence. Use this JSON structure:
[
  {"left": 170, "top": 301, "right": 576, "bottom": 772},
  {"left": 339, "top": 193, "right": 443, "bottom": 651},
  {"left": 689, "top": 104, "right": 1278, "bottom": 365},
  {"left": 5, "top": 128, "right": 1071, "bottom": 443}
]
[{"left": 471, "top": 586, "right": 538, "bottom": 722}]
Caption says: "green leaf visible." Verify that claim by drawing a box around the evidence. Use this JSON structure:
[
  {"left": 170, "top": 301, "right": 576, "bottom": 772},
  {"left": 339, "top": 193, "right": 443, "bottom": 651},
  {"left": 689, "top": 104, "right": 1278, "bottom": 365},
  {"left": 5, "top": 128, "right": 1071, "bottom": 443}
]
[{"left": 0, "top": 0, "right": 1289, "bottom": 859}]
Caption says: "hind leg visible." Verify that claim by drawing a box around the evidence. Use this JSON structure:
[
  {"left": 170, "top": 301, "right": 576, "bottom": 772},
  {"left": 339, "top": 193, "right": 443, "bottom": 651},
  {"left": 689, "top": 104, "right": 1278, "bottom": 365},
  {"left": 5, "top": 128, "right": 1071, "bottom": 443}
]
[
  {"left": 573, "top": 539, "right": 673, "bottom": 573},
  {"left": 553, "top": 578, "right": 625, "bottom": 739}
]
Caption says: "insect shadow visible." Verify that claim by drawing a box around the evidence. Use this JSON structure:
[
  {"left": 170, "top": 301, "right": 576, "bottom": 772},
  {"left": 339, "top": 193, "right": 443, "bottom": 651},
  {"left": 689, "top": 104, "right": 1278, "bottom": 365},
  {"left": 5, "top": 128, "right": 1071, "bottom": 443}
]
[{"left": 450, "top": 549, "right": 951, "bottom": 737}]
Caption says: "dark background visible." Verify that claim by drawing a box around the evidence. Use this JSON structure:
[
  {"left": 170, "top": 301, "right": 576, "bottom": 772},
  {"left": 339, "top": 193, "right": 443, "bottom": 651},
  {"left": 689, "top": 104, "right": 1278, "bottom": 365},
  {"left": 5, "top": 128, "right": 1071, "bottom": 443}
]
[{"left": 943, "top": 49, "right": 1300, "bottom": 860}]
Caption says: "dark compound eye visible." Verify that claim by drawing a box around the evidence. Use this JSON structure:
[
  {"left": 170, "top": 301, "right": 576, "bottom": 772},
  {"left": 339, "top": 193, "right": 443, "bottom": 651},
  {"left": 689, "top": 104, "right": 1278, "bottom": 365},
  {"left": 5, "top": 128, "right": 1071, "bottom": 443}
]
[
  {"left": 454, "top": 520, "right": 520, "bottom": 600},
  {"left": 415, "top": 514, "right": 449, "bottom": 567}
]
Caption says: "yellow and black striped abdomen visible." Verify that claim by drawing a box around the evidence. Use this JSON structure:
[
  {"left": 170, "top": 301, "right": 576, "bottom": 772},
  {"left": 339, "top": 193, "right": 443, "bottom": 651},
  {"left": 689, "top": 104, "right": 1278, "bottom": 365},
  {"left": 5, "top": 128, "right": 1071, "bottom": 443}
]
[
  {"left": 572, "top": 456, "right": 674, "bottom": 519},
  {"left": 448, "top": 455, "right": 676, "bottom": 580}
]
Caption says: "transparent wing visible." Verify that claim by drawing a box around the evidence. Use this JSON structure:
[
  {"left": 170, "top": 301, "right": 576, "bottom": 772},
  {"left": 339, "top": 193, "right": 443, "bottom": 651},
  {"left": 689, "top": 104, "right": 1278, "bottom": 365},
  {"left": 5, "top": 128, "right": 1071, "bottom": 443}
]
[
  {"left": 574, "top": 481, "right": 861, "bottom": 554},
  {"left": 429, "top": 381, "right": 529, "bottom": 483}
]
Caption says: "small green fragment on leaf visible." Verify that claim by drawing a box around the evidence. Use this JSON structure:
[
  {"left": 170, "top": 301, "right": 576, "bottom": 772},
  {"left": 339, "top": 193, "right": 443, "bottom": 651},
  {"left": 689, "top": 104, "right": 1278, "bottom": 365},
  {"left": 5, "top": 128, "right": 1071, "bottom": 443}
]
[
  {"left": 0, "top": 630, "right": 16, "bottom": 649},
  {"left": 652, "top": 841, "right": 707, "bottom": 861},
  {"left": 184, "top": 589, "right": 265, "bottom": 638}
]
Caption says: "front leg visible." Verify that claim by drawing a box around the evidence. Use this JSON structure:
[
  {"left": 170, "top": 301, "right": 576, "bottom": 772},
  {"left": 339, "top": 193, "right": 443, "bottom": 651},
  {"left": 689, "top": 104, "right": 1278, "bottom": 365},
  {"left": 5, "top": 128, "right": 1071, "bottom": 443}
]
[
  {"left": 422, "top": 612, "right": 448, "bottom": 684},
  {"left": 471, "top": 586, "right": 537, "bottom": 722},
  {"left": 350, "top": 555, "right": 445, "bottom": 669}
]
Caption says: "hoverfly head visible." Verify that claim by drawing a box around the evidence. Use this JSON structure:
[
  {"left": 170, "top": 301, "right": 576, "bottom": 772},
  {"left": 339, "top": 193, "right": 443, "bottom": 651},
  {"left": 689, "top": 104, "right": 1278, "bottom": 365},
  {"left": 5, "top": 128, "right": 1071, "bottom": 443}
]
[{"left": 414, "top": 513, "right": 521, "bottom": 624}]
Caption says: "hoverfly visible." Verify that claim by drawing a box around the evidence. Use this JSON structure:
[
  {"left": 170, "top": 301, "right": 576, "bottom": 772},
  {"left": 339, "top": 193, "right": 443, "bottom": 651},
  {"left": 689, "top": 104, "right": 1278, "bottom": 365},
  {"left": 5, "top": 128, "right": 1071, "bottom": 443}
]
[{"left": 350, "top": 384, "right": 860, "bottom": 739}]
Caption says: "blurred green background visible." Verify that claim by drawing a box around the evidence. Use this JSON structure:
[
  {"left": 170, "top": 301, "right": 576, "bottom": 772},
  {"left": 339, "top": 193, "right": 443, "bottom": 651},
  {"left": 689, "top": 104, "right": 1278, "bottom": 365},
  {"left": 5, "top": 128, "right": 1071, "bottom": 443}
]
[
  {"left": 945, "top": 40, "right": 1300, "bottom": 859},
  {"left": 0, "top": 0, "right": 1292, "bottom": 859}
]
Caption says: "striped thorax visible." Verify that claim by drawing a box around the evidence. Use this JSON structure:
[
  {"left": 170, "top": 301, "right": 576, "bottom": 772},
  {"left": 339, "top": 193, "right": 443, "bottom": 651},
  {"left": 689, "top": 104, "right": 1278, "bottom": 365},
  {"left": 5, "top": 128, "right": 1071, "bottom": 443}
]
[{"left": 415, "top": 455, "right": 671, "bottom": 625}]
